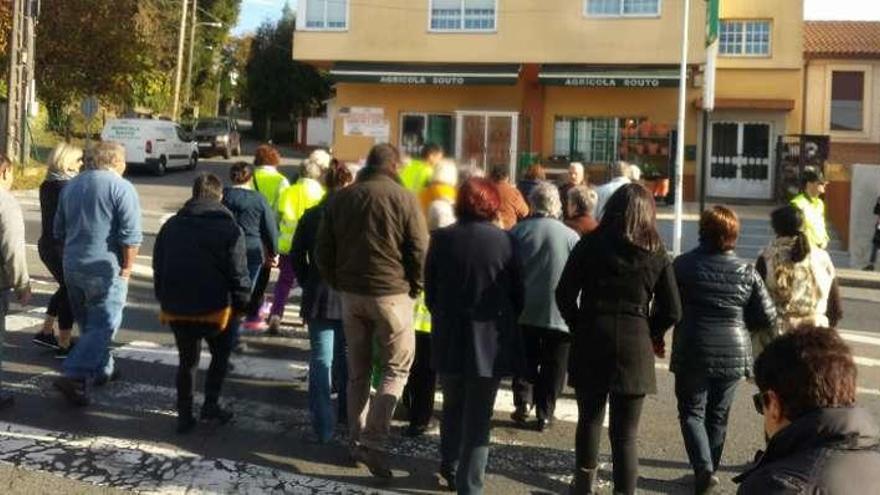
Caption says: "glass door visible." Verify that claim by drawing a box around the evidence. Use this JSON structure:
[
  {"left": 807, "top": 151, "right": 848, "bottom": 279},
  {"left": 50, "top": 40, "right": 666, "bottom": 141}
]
[
  {"left": 707, "top": 121, "right": 773, "bottom": 200},
  {"left": 455, "top": 111, "right": 518, "bottom": 178},
  {"left": 400, "top": 113, "right": 455, "bottom": 157}
]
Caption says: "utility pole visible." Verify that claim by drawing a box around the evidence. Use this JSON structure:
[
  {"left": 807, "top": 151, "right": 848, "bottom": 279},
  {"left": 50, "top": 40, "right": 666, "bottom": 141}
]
[
  {"left": 4, "top": 0, "right": 37, "bottom": 167},
  {"left": 171, "top": 0, "right": 190, "bottom": 121},
  {"left": 184, "top": 0, "right": 197, "bottom": 109}
]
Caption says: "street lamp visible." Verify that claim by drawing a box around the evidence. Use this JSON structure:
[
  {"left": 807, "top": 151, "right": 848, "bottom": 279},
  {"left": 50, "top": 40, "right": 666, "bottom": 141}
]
[{"left": 185, "top": 16, "right": 224, "bottom": 110}]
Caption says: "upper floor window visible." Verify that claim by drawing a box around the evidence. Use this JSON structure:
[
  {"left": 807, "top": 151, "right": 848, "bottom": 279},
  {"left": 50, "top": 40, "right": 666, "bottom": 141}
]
[
  {"left": 305, "top": 0, "right": 348, "bottom": 30},
  {"left": 830, "top": 71, "right": 865, "bottom": 132},
  {"left": 719, "top": 20, "right": 770, "bottom": 56},
  {"left": 430, "top": 0, "right": 496, "bottom": 31},
  {"left": 586, "top": 0, "right": 660, "bottom": 17}
]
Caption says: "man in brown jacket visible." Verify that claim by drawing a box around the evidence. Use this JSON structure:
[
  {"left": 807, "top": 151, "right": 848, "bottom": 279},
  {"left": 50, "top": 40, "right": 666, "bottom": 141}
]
[
  {"left": 317, "top": 143, "right": 428, "bottom": 478},
  {"left": 491, "top": 165, "right": 529, "bottom": 229}
]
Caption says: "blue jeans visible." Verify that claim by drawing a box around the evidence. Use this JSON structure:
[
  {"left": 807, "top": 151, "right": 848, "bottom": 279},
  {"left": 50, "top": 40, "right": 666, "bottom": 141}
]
[
  {"left": 307, "top": 318, "right": 347, "bottom": 442},
  {"left": 675, "top": 373, "right": 740, "bottom": 474},
  {"left": 62, "top": 272, "right": 128, "bottom": 382},
  {"left": 440, "top": 374, "right": 500, "bottom": 495}
]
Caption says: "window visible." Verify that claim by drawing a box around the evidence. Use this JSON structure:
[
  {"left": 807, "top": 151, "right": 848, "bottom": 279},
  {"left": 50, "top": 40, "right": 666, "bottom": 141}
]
[
  {"left": 554, "top": 117, "right": 622, "bottom": 163},
  {"left": 719, "top": 20, "right": 770, "bottom": 56},
  {"left": 830, "top": 71, "right": 865, "bottom": 132},
  {"left": 430, "top": 0, "right": 496, "bottom": 31},
  {"left": 401, "top": 113, "right": 455, "bottom": 157},
  {"left": 305, "top": 0, "right": 348, "bottom": 29},
  {"left": 586, "top": 0, "right": 660, "bottom": 17}
]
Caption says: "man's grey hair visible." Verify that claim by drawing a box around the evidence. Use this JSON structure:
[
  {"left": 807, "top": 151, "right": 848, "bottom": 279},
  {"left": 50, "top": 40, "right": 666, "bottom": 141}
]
[
  {"left": 300, "top": 159, "right": 323, "bottom": 180},
  {"left": 611, "top": 160, "right": 631, "bottom": 179},
  {"left": 85, "top": 142, "right": 126, "bottom": 171},
  {"left": 528, "top": 181, "right": 562, "bottom": 219},
  {"left": 568, "top": 185, "right": 598, "bottom": 217}
]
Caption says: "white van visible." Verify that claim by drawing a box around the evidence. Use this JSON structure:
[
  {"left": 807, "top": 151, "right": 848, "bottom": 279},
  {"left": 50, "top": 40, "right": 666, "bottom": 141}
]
[{"left": 100, "top": 119, "right": 198, "bottom": 176}]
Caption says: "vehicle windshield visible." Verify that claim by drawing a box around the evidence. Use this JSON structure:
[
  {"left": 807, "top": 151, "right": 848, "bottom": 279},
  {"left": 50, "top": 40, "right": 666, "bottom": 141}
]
[{"left": 195, "top": 119, "right": 227, "bottom": 131}]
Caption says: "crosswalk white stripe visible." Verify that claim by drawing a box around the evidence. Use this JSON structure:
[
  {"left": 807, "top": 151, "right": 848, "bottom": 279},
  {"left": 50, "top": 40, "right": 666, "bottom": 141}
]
[
  {"left": 839, "top": 330, "right": 880, "bottom": 348},
  {"left": 0, "top": 421, "right": 397, "bottom": 495},
  {"left": 854, "top": 356, "right": 880, "bottom": 368}
]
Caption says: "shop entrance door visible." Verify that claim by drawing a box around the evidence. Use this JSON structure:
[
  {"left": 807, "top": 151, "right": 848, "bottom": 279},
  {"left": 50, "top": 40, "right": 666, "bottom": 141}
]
[
  {"left": 455, "top": 111, "right": 518, "bottom": 178},
  {"left": 707, "top": 121, "right": 774, "bottom": 200}
]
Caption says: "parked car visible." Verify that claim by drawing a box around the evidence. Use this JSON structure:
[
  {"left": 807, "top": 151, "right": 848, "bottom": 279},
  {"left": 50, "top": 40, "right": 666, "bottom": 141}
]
[
  {"left": 193, "top": 117, "right": 241, "bottom": 159},
  {"left": 100, "top": 119, "right": 198, "bottom": 176}
]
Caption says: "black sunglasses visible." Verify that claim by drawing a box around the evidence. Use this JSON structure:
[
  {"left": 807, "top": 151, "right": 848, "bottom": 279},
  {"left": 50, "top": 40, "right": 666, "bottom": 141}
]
[{"left": 753, "top": 392, "right": 769, "bottom": 415}]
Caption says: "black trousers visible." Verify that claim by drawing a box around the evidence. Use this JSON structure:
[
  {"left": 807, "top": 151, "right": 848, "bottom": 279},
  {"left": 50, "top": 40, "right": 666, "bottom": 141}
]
[
  {"left": 870, "top": 237, "right": 880, "bottom": 264},
  {"left": 575, "top": 387, "right": 645, "bottom": 495},
  {"left": 172, "top": 324, "right": 232, "bottom": 415},
  {"left": 402, "top": 332, "right": 436, "bottom": 428},
  {"left": 512, "top": 326, "right": 570, "bottom": 421},
  {"left": 38, "top": 242, "right": 73, "bottom": 331},
  {"left": 246, "top": 264, "right": 271, "bottom": 319}
]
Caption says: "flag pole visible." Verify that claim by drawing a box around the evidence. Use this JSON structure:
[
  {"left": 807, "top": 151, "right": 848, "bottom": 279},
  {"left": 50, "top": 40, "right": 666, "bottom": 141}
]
[{"left": 672, "top": 0, "right": 691, "bottom": 255}]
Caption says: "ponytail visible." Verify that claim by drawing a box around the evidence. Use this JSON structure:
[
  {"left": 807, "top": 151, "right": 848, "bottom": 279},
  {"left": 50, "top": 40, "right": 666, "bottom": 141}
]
[{"left": 791, "top": 231, "right": 810, "bottom": 263}]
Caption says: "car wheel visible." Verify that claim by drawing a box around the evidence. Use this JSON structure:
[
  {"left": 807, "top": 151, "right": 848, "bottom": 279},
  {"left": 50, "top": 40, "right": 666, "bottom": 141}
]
[
  {"left": 187, "top": 152, "right": 198, "bottom": 170},
  {"left": 154, "top": 156, "right": 167, "bottom": 176}
]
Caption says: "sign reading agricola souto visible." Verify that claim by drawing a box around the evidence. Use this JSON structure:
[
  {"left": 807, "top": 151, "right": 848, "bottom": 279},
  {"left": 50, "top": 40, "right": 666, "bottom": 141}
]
[
  {"left": 550, "top": 76, "right": 679, "bottom": 88},
  {"left": 378, "top": 75, "right": 467, "bottom": 85}
]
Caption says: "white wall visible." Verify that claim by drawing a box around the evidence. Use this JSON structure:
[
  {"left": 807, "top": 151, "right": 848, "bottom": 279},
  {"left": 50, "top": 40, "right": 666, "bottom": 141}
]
[
  {"left": 306, "top": 117, "right": 332, "bottom": 147},
  {"left": 850, "top": 164, "right": 880, "bottom": 268}
]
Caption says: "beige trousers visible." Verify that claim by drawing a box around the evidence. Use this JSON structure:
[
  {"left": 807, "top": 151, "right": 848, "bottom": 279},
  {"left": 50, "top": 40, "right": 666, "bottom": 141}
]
[{"left": 341, "top": 292, "right": 415, "bottom": 451}]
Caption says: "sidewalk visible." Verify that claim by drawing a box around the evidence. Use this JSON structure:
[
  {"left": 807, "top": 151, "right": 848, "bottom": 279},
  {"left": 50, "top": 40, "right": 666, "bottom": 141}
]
[{"left": 838, "top": 268, "right": 880, "bottom": 290}]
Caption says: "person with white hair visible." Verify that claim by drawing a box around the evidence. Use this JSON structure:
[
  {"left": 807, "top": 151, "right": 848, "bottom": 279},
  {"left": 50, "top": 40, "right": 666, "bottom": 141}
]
[
  {"left": 565, "top": 185, "right": 599, "bottom": 237},
  {"left": 268, "top": 149, "right": 330, "bottom": 334},
  {"left": 559, "top": 162, "right": 586, "bottom": 219},
  {"left": 401, "top": 159, "right": 459, "bottom": 438},
  {"left": 594, "top": 161, "right": 632, "bottom": 221},
  {"left": 33, "top": 143, "right": 82, "bottom": 357},
  {"left": 509, "top": 182, "right": 579, "bottom": 431},
  {"left": 53, "top": 142, "right": 142, "bottom": 407}
]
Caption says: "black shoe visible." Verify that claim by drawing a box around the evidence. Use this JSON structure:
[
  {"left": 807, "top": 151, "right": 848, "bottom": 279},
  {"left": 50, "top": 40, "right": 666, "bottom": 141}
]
[
  {"left": 404, "top": 423, "right": 429, "bottom": 438},
  {"left": 694, "top": 470, "right": 720, "bottom": 495},
  {"left": 569, "top": 468, "right": 597, "bottom": 494},
  {"left": 94, "top": 369, "right": 121, "bottom": 387},
  {"left": 33, "top": 332, "right": 60, "bottom": 350},
  {"left": 177, "top": 415, "right": 197, "bottom": 434},
  {"left": 535, "top": 417, "right": 554, "bottom": 432},
  {"left": 357, "top": 446, "right": 393, "bottom": 479},
  {"left": 865, "top": 264, "right": 876, "bottom": 272},
  {"left": 0, "top": 391, "right": 14, "bottom": 410},
  {"left": 511, "top": 405, "right": 530, "bottom": 427},
  {"left": 53, "top": 377, "right": 90, "bottom": 407},
  {"left": 54, "top": 343, "right": 75, "bottom": 360},
  {"left": 201, "top": 403, "right": 234, "bottom": 424},
  {"left": 439, "top": 466, "right": 457, "bottom": 492}
]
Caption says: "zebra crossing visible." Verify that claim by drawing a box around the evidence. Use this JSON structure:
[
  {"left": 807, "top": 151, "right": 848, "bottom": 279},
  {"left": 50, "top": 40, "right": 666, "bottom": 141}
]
[{"left": 2, "top": 296, "right": 880, "bottom": 494}]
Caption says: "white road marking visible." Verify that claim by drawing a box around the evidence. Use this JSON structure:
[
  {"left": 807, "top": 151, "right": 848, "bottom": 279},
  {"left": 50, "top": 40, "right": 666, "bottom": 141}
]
[
  {"left": 855, "top": 356, "right": 880, "bottom": 368},
  {"left": 0, "top": 421, "right": 396, "bottom": 495},
  {"left": 839, "top": 330, "right": 880, "bottom": 348}
]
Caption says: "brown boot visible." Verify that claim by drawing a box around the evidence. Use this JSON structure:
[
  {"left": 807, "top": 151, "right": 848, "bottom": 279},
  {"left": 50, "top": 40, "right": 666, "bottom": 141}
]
[{"left": 569, "top": 468, "right": 597, "bottom": 494}]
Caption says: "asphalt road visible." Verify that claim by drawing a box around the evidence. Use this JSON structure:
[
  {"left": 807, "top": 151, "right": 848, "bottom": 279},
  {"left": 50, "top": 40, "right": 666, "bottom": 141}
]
[{"left": 1, "top": 147, "right": 879, "bottom": 494}]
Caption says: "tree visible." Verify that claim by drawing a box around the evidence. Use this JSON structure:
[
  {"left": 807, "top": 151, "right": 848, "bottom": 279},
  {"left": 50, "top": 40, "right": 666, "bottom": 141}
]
[
  {"left": 245, "top": 8, "right": 330, "bottom": 138},
  {"left": 36, "top": 1, "right": 148, "bottom": 115}
]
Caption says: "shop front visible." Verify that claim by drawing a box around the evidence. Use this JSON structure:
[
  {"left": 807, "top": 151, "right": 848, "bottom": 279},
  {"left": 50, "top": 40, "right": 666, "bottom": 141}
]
[
  {"left": 538, "top": 65, "right": 700, "bottom": 200},
  {"left": 329, "top": 62, "right": 525, "bottom": 177}
]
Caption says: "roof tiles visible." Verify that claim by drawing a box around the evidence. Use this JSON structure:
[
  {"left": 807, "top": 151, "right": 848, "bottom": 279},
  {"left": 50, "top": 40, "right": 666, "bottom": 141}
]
[{"left": 804, "top": 21, "right": 880, "bottom": 59}]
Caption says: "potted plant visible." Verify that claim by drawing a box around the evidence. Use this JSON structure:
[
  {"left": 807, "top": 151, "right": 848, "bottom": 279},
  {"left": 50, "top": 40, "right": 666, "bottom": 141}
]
[
  {"left": 638, "top": 120, "right": 654, "bottom": 138},
  {"left": 647, "top": 142, "right": 660, "bottom": 155}
]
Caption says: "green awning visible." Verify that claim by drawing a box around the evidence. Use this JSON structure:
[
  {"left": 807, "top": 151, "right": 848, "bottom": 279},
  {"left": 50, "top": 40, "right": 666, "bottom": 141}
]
[
  {"left": 330, "top": 62, "right": 521, "bottom": 86},
  {"left": 539, "top": 65, "right": 680, "bottom": 88}
]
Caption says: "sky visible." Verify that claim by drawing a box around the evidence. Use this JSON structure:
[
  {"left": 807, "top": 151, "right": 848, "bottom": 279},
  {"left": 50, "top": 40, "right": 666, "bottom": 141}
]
[{"left": 233, "top": 0, "right": 880, "bottom": 35}]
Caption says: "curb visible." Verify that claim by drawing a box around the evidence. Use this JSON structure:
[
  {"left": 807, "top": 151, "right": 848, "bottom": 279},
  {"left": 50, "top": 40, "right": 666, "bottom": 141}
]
[{"left": 838, "top": 269, "right": 880, "bottom": 290}]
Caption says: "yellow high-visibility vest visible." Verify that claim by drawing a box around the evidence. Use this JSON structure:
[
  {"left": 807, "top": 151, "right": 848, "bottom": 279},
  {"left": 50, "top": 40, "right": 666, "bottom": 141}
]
[
  {"left": 276, "top": 177, "right": 325, "bottom": 254},
  {"left": 791, "top": 193, "right": 830, "bottom": 249}
]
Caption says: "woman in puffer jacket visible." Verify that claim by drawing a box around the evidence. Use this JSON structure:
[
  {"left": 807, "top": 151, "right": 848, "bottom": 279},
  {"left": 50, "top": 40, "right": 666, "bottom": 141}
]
[{"left": 671, "top": 206, "right": 776, "bottom": 495}]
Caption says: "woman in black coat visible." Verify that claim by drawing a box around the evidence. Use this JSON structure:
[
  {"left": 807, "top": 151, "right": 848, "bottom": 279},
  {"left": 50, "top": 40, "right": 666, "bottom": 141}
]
[
  {"left": 556, "top": 183, "right": 682, "bottom": 495},
  {"left": 426, "top": 177, "right": 525, "bottom": 494},
  {"left": 34, "top": 143, "right": 82, "bottom": 356},
  {"left": 671, "top": 206, "right": 776, "bottom": 494}
]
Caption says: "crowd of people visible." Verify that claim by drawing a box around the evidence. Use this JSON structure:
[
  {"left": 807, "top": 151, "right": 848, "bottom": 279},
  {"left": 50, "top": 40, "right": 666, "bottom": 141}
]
[{"left": 0, "top": 139, "right": 878, "bottom": 495}]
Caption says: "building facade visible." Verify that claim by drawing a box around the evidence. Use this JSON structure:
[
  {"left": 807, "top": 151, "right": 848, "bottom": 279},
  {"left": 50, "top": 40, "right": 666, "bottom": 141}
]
[
  {"left": 294, "top": 0, "right": 804, "bottom": 201},
  {"left": 804, "top": 21, "right": 880, "bottom": 167}
]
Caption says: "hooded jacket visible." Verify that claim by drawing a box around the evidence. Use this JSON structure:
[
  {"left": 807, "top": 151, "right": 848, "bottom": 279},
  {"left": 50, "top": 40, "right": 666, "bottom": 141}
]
[
  {"left": 153, "top": 199, "right": 251, "bottom": 317},
  {"left": 735, "top": 407, "right": 880, "bottom": 494}
]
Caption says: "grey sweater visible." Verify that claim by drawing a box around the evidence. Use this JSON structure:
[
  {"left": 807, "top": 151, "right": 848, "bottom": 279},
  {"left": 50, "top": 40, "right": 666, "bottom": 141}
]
[{"left": 0, "top": 188, "right": 29, "bottom": 293}]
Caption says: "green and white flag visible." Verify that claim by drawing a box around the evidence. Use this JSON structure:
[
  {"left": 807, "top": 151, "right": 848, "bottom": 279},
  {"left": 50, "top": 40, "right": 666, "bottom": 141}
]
[{"left": 704, "top": 0, "right": 720, "bottom": 111}]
